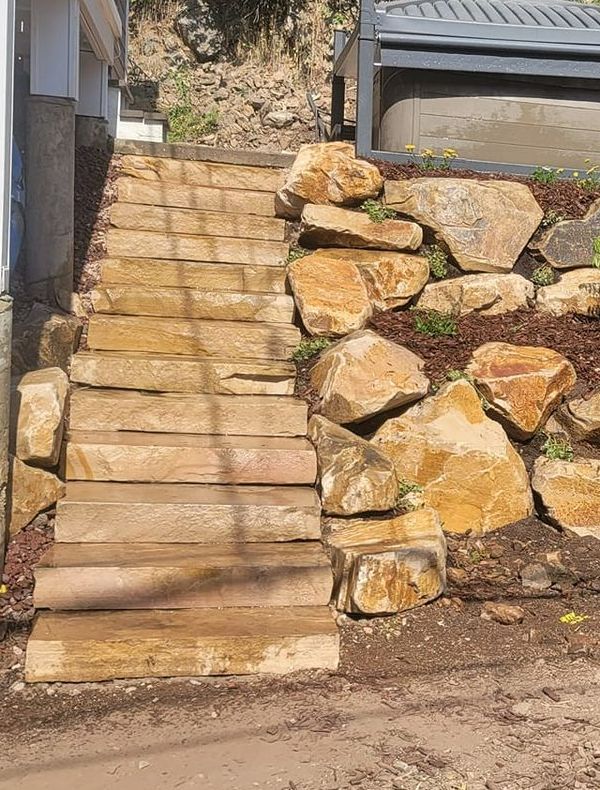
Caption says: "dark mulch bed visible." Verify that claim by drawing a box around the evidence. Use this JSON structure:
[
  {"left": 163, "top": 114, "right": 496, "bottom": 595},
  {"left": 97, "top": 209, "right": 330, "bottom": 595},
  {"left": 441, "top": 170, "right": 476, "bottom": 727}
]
[{"left": 371, "top": 159, "right": 600, "bottom": 220}]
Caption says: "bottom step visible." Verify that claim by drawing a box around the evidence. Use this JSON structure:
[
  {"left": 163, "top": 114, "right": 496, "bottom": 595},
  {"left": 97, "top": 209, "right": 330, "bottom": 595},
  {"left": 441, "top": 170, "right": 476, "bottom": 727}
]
[{"left": 25, "top": 607, "right": 340, "bottom": 682}]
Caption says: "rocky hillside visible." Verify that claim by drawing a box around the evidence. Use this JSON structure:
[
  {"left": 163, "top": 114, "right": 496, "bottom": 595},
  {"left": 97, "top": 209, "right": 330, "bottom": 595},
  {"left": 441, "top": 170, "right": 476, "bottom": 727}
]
[{"left": 128, "top": 0, "right": 357, "bottom": 151}]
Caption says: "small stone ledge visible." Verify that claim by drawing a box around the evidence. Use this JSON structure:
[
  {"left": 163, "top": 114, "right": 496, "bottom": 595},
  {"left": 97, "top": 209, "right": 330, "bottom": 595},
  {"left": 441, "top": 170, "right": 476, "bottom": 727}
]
[{"left": 114, "top": 140, "right": 295, "bottom": 169}]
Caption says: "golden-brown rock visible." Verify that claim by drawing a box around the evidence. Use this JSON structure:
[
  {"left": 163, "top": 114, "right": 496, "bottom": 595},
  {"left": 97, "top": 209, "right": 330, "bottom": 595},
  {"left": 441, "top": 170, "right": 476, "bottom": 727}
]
[
  {"left": 536, "top": 268, "right": 600, "bottom": 317},
  {"left": 12, "top": 368, "right": 69, "bottom": 467},
  {"left": 354, "top": 250, "right": 429, "bottom": 310},
  {"left": 311, "top": 330, "right": 429, "bottom": 423},
  {"left": 385, "top": 178, "right": 543, "bottom": 272},
  {"left": 11, "top": 303, "right": 81, "bottom": 375},
  {"left": 466, "top": 342, "right": 576, "bottom": 440},
  {"left": 275, "top": 142, "right": 383, "bottom": 218},
  {"left": 559, "top": 391, "right": 600, "bottom": 443},
  {"left": 308, "top": 415, "right": 398, "bottom": 515},
  {"left": 287, "top": 251, "right": 372, "bottom": 336},
  {"left": 9, "top": 456, "right": 65, "bottom": 535},
  {"left": 327, "top": 508, "right": 446, "bottom": 614},
  {"left": 300, "top": 205, "right": 423, "bottom": 251},
  {"left": 531, "top": 457, "right": 600, "bottom": 539},
  {"left": 416, "top": 273, "right": 533, "bottom": 317},
  {"left": 372, "top": 380, "right": 533, "bottom": 534}
]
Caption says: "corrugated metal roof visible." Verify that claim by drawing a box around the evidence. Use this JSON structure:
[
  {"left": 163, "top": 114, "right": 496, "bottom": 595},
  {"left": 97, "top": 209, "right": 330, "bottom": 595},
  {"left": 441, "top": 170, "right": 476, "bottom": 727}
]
[{"left": 381, "top": 0, "right": 600, "bottom": 29}]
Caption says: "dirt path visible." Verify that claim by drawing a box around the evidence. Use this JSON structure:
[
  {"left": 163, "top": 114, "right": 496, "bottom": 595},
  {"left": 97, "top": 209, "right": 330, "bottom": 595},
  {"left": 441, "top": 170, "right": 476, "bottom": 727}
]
[{"left": 3, "top": 655, "right": 600, "bottom": 790}]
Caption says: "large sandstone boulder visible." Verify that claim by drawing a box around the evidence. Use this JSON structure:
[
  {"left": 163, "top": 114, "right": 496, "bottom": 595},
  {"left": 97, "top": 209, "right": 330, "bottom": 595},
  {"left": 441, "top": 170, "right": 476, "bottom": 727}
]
[
  {"left": 308, "top": 415, "right": 398, "bottom": 515},
  {"left": 327, "top": 508, "right": 446, "bottom": 614},
  {"left": 287, "top": 251, "right": 372, "bottom": 336},
  {"left": 535, "top": 198, "right": 600, "bottom": 269},
  {"left": 372, "top": 380, "right": 534, "bottom": 534},
  {"left": 9, "top": 456, "right": 65, "bottom": 535},
  {"left": 384, "top": 178, "right": 543, "bottom": 273},
  {"left": 11, "top": 368, "right": 69, "bottom": 467},
  {"left": 416, "top": 273, "right": 533, "bottom": 317},
  {"left": 310, "top": 330, "right": 429, "bottom": 424},
  {"left": 275, "top": 142, "right": 383, "bottom": 219},
  {"left": 536, "top": 268, "right": 600, "bottom": 317},
  {"left": 532, "top": 457, "right": 600, "bottom": 539},
  {"left": 559, "top": 391, "right": 600, "bottom": 443},
  {"left": 11, "top": 302, "right": 81, "bottom": 375},
  {"left": 300, "top": 205, "right": 423, "bottom": 252},
  {"left": 354, "top": 250, "right": 429, "bottom": 310},
  {"left": 466, "top": 343, "right": 576, "bottom": 440}
]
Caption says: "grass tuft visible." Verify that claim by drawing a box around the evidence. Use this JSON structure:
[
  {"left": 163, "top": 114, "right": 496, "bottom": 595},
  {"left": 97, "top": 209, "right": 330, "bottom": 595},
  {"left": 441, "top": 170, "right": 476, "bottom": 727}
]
[
  {"left": 291, "top": 336, "right": 331, "bottom": 361},
  {"left": 542, "top": 434, "right": 574, "bottom": 462},
  {"left": 360, "top": 199, "right": 396, "bottom": 224},
  {"left": 531, "top": 265, "right": 555, "bottom": 287},
  {"left": 413, "top": 309, "right": 458, "bottom": 337}
]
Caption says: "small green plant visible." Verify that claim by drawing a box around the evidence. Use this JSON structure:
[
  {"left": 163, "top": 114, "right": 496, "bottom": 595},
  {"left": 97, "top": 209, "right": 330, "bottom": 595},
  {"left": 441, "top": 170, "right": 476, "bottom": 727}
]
[
  {"left": 446, "top": 369, "right": 473, "bottom": 383},
  {"left": 167, "top": 67, "right": 219, "bottom": 143},
  {"left": 287, "top": 247, "right": 310, "bottom": 264},
  {"left": 574, "top": 162, "right": 600, "bottom": 191},
  {"left": 405, "top": 145, "right": 458, "bottom": 171},
  {"left": 592, "top": 237, "right": 600, "bottom": 269},
  {"left": 541, "top": 209, "right": 564, "bottom": 228},
  {"left": 469, "top": 549, "right": 484, "bottom": 565},
  {"left": 361, "top": 199, "right": 396, "bottom": 223},
  {"left": 425, "top": 245, "right": 449, "bottom": 279},
  {"left": 541, "top": 434, "right": 574, "bottom": 462},
  {"left": 291, "top": 337, "right": 331, "bottom": 362},
  {"left": 531, "top": 265, "right": 555, "bottom": 287},
  {"left": 395, "top": 479, "right": 424, "bottom": 511},
  {"left": 531, "top": 166, "right": 560, "bottom": 185},
  {"left": 413, "top": 309, "right": 458, "bottom": 337}
]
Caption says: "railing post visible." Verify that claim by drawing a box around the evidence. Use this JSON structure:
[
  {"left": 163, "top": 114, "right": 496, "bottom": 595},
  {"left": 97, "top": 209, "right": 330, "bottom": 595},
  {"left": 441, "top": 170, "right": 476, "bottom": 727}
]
[{"left": 356, "top": 0, "right": 376, "bottom": 158}]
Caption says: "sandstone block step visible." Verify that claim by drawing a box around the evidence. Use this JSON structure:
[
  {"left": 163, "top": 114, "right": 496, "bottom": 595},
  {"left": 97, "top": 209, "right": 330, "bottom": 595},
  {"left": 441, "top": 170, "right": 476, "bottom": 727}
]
[
  {"left": 100, "top": 258, "right": 288, "bottom": 294},
  {"left": 25, "top": 607, "right": 339, "bottom": 682},
  {"left": 69, "top": 390, "right": 308, "bottom": 437},
  {"left": 110, "top": 202, "right": 285, "bottom": 242},
  {"left": 87, "top": 315, "right": 301, "bottom": 361},
  {"left": 117, "top": 178, "right": 276, "bottom": 217},
  {"left": 107, "top": 228, "right": 288, "bottom": 266},
  {"left": 91, "top": 285, "right": 294, "bottom": 324},
  {"left": 71, "top": 351, "right": 296, "bottom": 396},
  {"left": 120, "top": 154, "right": 285, "bottom": 193},
  {"left": 55, "top": 482, "right": 321, "bottom": 543},
  {"left": 66, "top": 431, "right": 317, "bottom": 485},
  {"left": 33, "top": 542, "right": 333, "bottom": 610}
]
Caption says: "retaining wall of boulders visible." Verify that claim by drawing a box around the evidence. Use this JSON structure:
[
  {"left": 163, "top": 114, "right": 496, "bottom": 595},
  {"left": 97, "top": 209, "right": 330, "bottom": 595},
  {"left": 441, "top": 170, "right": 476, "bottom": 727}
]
[{"left": 278, "top": 142, "right": 600, "bottom": 618}]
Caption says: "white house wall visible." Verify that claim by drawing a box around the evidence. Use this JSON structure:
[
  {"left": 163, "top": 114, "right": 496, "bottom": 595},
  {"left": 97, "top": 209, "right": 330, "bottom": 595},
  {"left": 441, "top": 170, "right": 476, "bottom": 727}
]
[
  {"left": 78, "top": 50, "right": 109, "bottom": 117},
  {"left": 80, "top": 0, "right": 121, "bottom": 65},
  {"left": 1, "top": 0, "right": 15, "bottom": 293},
  {"left": 30, "top": 0, "right": 80, "bottom": 99}
]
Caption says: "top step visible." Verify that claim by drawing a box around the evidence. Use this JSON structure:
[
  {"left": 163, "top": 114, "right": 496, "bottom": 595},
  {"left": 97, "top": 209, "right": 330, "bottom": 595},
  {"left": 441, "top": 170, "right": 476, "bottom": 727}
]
[{"left": 120, "top": 154, "right": 286, "bottom": 193}]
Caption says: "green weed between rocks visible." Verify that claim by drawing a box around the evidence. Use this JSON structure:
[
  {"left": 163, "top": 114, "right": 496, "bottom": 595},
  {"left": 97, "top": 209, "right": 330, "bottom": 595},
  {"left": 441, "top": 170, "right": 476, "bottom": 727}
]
[
  {"left": 167, "top": 67, "right": 219, "bottom": 143},
  {"left": 360, "top": 199, "right": 396, "bottom": 223},
  {"left": 445, "top": 370, "right": 491, "bottom": 410},
  {"left": 413, "top": 309, "right": 458, "bottom": 337},
  {"left": 395, "top": 479, "right": 424, "bottom": 512},
  {"left": 424, "top": 244, "right": 449, "bottom": 279},
  {"left": 540, "top": 209, "right": 564, "bottom": 228},
  {"left": 286, "top": 247, "right": 310, "bottom": 264},
  {"left": 592, "top": 237, "right": 600, "bottom": 269},
  {"left": 531, "top": 265, "right": 555, "bottom": 287},
  {"left": 542, "top": 434, "right": 574, "bottom": 462},
  {"left": 291, "top": 337, "right": 331, "bottom": 361}
]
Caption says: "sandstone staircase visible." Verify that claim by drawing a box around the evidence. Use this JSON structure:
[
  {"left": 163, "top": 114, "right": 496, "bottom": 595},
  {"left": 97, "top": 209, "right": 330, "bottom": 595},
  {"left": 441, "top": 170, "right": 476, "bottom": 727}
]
[{"left": 25, "top": 147, "right": 339, "bottom": 682}]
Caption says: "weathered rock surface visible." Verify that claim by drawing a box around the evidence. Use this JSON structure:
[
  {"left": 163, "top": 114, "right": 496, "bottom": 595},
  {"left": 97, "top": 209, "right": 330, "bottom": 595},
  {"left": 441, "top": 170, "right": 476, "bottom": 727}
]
[
  {"left": 531, "top": 457, "right": 600, "bottom": 539},
  {"left": 385, "top": 178, "right": 543, "bottom": 273},
  {"left": 520, "top": 562, "right": 552, "bottom": 591},
  {"left": 11, "top": 303, "right": 81, "bottom": 374},
  {"left": 275, "top": 142, "right": 383, "bottom": 218},
  {"left": 466, "top": 342, "right": 576, "bottom": 440},
  {"left": 417, "top": 273, "right": 534, "bottom": 317},
  {"left": 372, "top": 380, "right": 534, "bottom": 534},
  {"left": 287, "top": 251, "right": 372, "bottom": 336},
  {"left": 559, "top": 391, "right": 600, "bottom": 443},
  {"left": 535, "top": 198, "right": 600, "bottom": 269},
  {"left": 327, "top": 508, "right": 446, "bottom": 614},
  {"left": 10, "top": 456, "right": 65, "bottom": 535},
  {"left": 308, "top": 415, "right": 398, "bottom": 516},
  {"left": 536, "top": 268, "right": 600, "bottom": 317},
  {"left": 481, "top": 602, "right": 525, "bottom": 625},
  {"left": 310, "top": 330, "right": 429, "bottom": 424},
  {"left": 12, "top": 368, "right": 69, "bottom": 467},
  {"left": 354, "top": 250, "right": 429, "bottom": 310},
  {"left": 300, "top": 205, "right": 423, "bottom": 252}
]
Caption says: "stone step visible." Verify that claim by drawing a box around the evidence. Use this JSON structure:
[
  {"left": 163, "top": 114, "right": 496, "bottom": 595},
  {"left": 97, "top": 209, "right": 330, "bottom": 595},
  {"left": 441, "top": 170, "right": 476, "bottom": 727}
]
[
  {"left": 55, "top": 482, "right": 321, "bottom": 543},
  {"left": 117, "top": 177, "right": 276, "bottom": 217},
  {"left": 91, "top": 285, "right": 295, "bottom": 324},
  {"left": 100, "top": 258, "right": 288, "bottom": 294},
  {"left": 70, "top": 352, "right": 296, "bottom": 396},
  {"left": 107, "top": 228, "right": 288, "bottom": 266},
  {"left": 25, "top": 607, "right": 340, "bottom": 682},
  {"left": 69, "top": 390, "right": 308, "bottom": 437},
  {"left": 120, "top": 154, "right": 285, "bottom": 193},
  {"left": 66, "top": 431, "right": 317, "bottom": 485},
  {"left": 86, "top": 315, "right": 301, "bottom": 361},
  {"left": 110, "top": 202, "right": 286, "bottom": 242},
  {"left": 33, "top": 542, "right": 333, "bottom": 610}
]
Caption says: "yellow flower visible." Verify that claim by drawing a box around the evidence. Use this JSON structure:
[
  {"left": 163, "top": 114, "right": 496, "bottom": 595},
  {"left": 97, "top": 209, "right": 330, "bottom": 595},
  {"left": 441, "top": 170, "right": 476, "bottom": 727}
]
[
  {"left": 421, "top": 148, "right": 434, "bottom": 158},
  {"left": 443, "top": 148, "right": 458, "bottom": 157},
  {"left": 556, "top": 168, "right": 565, "bottom": 174},
  {"left": 573, "top": 171, "right": 580, "bottom": 178},
  {"left": 404, "top": 143, "right": 416, "bottom": 152}
]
